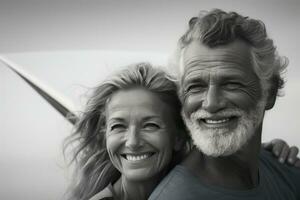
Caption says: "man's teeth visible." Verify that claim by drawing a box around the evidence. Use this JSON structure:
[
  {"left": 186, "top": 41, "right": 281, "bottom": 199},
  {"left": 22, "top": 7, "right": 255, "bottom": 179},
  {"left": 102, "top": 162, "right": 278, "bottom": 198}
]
[
  {"left": 204, "top": 118, "right": 230, "bottom": 124},
  {"left": 125, "top": 154, "right": 152, "bottom": 161}
]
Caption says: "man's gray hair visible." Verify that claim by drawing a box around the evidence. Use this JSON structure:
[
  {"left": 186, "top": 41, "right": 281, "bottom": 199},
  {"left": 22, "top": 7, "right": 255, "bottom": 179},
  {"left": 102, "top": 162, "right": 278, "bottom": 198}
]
[{"left": 169, "top": 9, "right": 288, "bottom": 97}]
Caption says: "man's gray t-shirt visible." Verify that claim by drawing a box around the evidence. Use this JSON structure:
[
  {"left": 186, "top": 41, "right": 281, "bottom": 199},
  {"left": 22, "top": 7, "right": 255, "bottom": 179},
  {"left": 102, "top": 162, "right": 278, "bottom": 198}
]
[{"left": 149, "top": 150, "right": 300, "bottom": 200}]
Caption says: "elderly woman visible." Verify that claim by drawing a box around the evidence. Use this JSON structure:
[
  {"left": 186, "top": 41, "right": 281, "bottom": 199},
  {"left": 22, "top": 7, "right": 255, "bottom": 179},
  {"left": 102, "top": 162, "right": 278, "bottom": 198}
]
[{"left": 65, "top": 63, "right": 299, "bottom": 200}]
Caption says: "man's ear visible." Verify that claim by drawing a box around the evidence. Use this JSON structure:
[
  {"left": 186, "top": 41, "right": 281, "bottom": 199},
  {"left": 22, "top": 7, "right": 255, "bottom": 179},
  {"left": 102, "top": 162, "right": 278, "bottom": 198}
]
[{"left": 265, "top": 87, "right": 277, "bottom": 110}]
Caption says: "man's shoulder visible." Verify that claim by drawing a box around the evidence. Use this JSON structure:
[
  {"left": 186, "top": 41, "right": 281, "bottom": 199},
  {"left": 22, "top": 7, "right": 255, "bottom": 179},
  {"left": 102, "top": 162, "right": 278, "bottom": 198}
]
[
  {"left": 149, "top": 165, "right": 222, "bottom": 200},
  {"left": 260, "top": 149, "right": 300, "bottom": 175},
  {"left": 150, "top": 152, "right": 300, "bottom": 200},
  {"left": 259, "top": 149, "right": 300, "bottom": 197}
]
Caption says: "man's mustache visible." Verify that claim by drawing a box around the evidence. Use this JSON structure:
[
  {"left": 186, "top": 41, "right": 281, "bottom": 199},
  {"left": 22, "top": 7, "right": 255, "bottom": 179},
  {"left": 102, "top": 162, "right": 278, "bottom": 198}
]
[{"left": 191, "top": 108, "right": 244, "bottom": 120}]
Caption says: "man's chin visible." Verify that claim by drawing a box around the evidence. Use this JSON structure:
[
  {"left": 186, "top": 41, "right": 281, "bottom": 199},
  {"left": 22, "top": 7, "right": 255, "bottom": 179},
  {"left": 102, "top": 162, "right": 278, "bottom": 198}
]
[
  {"left": 192, "top": 137, "right": 239, "bottom": 157},
  {"left": 194, "top": 139, "right": 242, "bottom": 157},
  {"left": 190, "top": 126, "right": 253, "bottom": 157}
]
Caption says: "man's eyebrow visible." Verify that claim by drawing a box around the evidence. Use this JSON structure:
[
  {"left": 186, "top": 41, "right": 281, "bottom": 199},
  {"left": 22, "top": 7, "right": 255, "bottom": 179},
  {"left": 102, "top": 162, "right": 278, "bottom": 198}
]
[
  {"left": 182, "top": 76, "right": 206, "bottom": 89},
  {"left": 183, "top": 76, "right": 204, "bottom": 84},
  {"left": 218, "top": 70, "right": 249, "bottom": 80},
  {"left": 141, "top": 116, "right": 161, "bottom": 121}
]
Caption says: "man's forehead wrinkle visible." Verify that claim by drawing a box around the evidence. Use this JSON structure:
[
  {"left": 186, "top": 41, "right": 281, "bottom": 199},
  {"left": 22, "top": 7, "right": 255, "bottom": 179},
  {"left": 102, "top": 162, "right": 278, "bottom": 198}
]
[
  {"left": 183, "top": 67, "right": 208, "bottom": 83},
  {"left": 184, "top": 63, "right": 250, "bottom": 80},
  {"left": 184, "top": 54, "right": 251, "bottom": 68}
]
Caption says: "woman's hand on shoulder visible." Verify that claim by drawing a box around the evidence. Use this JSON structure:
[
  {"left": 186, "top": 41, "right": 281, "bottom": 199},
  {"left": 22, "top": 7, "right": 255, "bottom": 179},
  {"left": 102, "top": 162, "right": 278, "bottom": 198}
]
[{"left": 263, "top": 139, "right": 300, "bottom": 167}]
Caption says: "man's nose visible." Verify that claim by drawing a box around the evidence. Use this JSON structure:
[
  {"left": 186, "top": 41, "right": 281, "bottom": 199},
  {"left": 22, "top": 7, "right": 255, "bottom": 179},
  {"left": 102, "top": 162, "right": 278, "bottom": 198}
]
[
  {"left": 202, "top": 85, "right": 225, "bottom": 113},
  {"left": 125, "top": 126, "right": 142, "bottom": 149}
]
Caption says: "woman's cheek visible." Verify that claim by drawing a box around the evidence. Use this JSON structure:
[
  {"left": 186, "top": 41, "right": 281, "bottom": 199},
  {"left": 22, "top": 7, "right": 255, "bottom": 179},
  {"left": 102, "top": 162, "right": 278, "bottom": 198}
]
[{"left": 106, "top": 134, "right": 124, "bottom": 167}]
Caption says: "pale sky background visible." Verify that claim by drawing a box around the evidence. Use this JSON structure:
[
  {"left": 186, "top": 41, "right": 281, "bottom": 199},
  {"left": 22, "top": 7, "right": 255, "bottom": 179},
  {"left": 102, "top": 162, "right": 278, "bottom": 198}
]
[{"left": 1, "top": 0, "right": 299, "bottom": 199}]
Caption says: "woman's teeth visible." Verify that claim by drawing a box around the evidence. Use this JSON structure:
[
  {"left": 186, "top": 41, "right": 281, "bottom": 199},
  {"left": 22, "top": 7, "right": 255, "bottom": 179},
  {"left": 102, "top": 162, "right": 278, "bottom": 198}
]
[
  {"left": 125, "top": 153, "right": 152, "bottom": 161},
  {"left": 204, "top": 118, "right": 230, "bottom": 124}
]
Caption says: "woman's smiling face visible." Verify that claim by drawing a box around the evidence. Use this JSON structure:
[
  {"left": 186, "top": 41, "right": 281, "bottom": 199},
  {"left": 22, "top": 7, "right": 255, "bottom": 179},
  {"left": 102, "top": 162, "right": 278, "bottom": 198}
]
[{"left": 105, "top": 88, "right": 178, "bottom": 181}]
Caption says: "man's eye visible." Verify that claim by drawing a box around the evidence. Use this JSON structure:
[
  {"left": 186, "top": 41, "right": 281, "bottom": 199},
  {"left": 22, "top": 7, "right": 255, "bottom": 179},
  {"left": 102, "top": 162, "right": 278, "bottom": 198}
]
[
  {"left": 186, "top": 84, "right": 206, "bottom": 93},
  {"left": 110, "top": 124, "right": 126, "bottom": 131},
  {"left": 143, "top": 123, "right": 160, "bottom": 131},
  {"left": 223, "top": 82, "right": 243, "bottom": 90}
]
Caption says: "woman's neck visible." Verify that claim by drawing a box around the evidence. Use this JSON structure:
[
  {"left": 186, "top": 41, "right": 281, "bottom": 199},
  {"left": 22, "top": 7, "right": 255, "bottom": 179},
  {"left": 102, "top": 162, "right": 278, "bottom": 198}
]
[{"left": 113, "top": 174, "right": 163, "bottom": 200}]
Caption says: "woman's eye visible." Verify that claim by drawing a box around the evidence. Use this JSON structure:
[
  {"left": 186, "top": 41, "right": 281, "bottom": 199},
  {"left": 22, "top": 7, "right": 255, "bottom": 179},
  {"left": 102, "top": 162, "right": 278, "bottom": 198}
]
[
  {"left": 143, "top": 123, "right": 160, "bottom": 131},
  {"left": 110, "top": 124, "right": 126, "bottom": 131}
]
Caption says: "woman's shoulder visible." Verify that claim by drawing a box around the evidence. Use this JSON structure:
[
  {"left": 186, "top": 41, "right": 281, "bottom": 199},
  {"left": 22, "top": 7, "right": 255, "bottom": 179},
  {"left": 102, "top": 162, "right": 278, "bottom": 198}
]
[{"left": 88, "top": 184, "right": 114, "bottom": 200}]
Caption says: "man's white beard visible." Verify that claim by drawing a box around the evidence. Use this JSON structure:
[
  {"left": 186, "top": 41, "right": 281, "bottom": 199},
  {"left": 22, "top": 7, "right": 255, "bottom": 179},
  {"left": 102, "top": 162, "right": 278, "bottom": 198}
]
[{"left": 183, "top": 100, "right": 266, "bottom": 157}]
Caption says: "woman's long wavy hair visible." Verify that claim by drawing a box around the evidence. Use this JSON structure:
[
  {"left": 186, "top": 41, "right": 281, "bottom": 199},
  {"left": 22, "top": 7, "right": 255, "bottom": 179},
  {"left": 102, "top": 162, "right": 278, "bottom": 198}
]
[{"left": 64, "top": 62, "right": 188, "bottom": 200}]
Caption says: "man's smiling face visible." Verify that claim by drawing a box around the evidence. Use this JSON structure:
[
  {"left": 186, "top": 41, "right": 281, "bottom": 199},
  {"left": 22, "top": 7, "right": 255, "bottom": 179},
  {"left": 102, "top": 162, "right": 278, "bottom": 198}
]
[{"left": 181, "top": 39, "right": 267, "bottom": 157}]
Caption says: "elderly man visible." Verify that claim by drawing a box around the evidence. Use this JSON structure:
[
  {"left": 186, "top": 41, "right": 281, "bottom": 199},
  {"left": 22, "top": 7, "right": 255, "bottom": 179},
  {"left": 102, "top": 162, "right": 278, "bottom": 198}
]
[{"left": 149, "top": 9, "right": 300, "bottom": 200}]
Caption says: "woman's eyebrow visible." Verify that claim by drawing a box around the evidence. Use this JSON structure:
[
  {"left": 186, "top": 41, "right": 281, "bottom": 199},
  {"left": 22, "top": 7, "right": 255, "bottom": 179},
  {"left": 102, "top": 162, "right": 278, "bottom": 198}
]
[
  {"left": 133, "top": 116, "right": 162, "bottom": 125},
  {"left": 107, "top": 117, "right": 126, "bottom": 123}
]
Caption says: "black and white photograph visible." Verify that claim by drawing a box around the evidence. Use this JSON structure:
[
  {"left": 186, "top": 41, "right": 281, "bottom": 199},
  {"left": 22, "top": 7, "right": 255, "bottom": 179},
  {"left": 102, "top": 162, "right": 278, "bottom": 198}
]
[{"left": 1, "top": 0, "right": 300, "bottom": 200}]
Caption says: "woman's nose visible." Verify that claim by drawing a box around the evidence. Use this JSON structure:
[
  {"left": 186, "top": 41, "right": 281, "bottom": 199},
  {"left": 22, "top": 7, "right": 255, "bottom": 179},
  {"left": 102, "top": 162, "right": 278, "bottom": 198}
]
[{"left": 125, "top": 126, "right": 142, "bottom": 149}]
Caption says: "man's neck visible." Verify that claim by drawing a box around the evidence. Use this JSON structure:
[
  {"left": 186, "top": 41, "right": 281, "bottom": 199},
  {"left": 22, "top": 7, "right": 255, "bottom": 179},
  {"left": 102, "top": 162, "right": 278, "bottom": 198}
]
[{"left": 182, "top": 129, "right": 262, "bottom": 190}]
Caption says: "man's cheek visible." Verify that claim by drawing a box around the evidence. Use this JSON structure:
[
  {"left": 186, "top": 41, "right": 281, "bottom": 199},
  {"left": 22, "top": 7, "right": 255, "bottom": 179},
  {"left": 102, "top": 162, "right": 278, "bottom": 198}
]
[
  {"left": 183, "top": 95, "right": 201, "bottom": 117},
  {"left": 238, "top": 81, "right": 264, "bottom": 109},
  {"left": 225, "top": 88, "right": 262, "bottom": 112}
]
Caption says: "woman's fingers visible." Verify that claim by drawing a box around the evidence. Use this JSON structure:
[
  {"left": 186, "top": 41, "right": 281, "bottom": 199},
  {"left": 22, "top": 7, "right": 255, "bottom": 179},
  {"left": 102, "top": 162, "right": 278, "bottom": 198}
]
[
  {"left": 294, "top": 158, "right": 300, "bottom": 168},
  {"left": 278, "top": 144, "right": 290, "bottom": 163},
  {"left": 266, "top": 139, "right": 286, "bottom": 157},
  {"left": 287, "top": 146, "right": 299, "bottom": 165}
]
